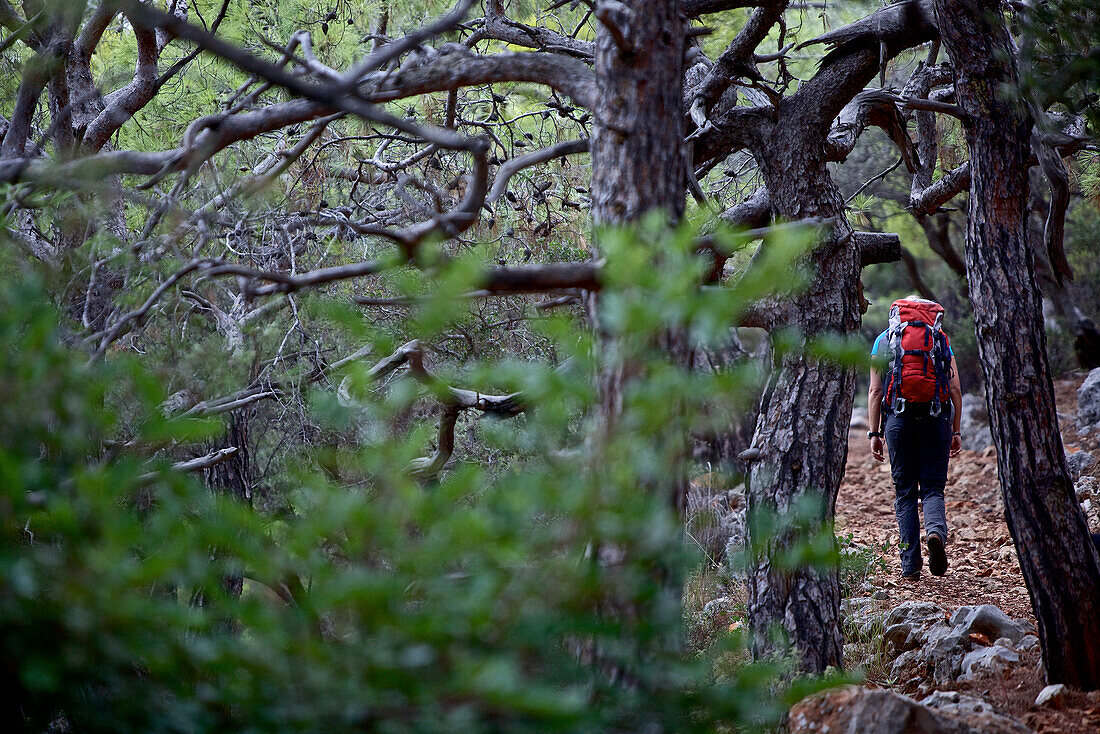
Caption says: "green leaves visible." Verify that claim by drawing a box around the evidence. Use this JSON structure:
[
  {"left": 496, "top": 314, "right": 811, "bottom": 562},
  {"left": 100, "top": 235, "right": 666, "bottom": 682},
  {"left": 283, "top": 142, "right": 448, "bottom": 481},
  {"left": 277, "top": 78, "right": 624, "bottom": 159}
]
[{"left": 0, "top": 218, "right": 845, "bottom": 732}]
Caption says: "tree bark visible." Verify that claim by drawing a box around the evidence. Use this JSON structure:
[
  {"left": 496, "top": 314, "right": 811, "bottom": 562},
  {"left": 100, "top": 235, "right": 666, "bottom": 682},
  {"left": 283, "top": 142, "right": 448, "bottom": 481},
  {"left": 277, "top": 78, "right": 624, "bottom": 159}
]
[
  {"left": 935, "top": 0, "right": 1100, "bottom": 689},
  {"left": 744, "top": 135, "right": 855, "bottom": 672},
  {"left": 731, "top": 37, "right": 907, "bottom": 673},
  {"left": 202, "top": 410, "right": 254, "bottom": 600},
  {"left": 589, "top": 0, "right": 687, "bottom": 468},
  {"left": 590, "top": 1, "right": 685, "bottom": 224}
]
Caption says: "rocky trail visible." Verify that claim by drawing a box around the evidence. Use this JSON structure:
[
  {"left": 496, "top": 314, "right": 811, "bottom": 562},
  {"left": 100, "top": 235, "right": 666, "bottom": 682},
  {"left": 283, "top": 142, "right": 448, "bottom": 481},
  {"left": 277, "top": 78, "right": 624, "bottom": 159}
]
[
  {"left": 823, "top": 371, "right": 1100, "bottom": 733},
  {"left": 687, "top": 369, "right": 1100, "bottom": 732}
]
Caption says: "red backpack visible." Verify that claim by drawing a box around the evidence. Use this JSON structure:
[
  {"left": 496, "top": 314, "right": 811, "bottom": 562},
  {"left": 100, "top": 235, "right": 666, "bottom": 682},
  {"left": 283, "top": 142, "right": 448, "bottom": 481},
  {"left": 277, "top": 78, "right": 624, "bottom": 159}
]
[{"left": 882, "top": 298, "right": 952, "bottom": 416}]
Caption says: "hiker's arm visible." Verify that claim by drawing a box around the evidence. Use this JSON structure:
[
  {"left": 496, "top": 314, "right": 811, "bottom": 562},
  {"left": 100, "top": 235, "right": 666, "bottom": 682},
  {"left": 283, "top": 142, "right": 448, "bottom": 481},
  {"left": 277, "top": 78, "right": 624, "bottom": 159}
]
[
  {"left": 868, "top": 366, "right": 883, "bottom": 434},
  {"left": 948, "top": 355, "right": 962, "bottom": 433},
  {"left": 868, "top": 365, "right": 886, "bottom": 461}
]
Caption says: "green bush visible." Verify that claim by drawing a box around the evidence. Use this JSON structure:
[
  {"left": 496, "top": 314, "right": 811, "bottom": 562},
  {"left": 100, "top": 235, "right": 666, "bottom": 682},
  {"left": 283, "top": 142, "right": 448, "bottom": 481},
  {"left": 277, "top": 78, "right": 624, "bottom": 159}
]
[{"left": 1, "top": 221, "right": 835, "bottom": 732}]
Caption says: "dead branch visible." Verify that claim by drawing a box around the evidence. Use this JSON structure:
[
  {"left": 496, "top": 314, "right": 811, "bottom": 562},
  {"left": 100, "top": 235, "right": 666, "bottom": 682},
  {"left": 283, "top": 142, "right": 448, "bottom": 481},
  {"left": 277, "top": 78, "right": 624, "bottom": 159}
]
[
  {"left": 797, "top": 0, "right": 937, "bottom": 70},
  {"left": 693, "top": 0, "right": 786, "bottom": 112},
  {"left": 909, "top": 161, "right": 970, "bottom": 215},
  {"left": 476, "top": 11, "right": 594, "bottom": 59},
  {"left": 89, "top": 258, "right": 216, "bottom": 360},
  {"left": 896, "top": 95, "right": 966, "bottom": 119},
  {"left": 341, "top": 0, "right": 476, "bottom": 88},
  {"left": 487, "top": 138, "right": 589, "bottom": 205},
  {"left": 136, "top": 447, "right": 240, "bottom": 483},
  {"left": 1032, "top": 127, "right": 1074, "bottom": 284},
  {"left": 181, "top": 388, "right": 279, "bottom": 418},
  {"left": 827, "top": 89, "right": 917, "bottom": 171},
  {"left": 407, "top": 406, "right": 461, "bottom": 479},
  {"left": 367, "top": 50, "right": 598, "bottom": 111},
  {"left": 855, "top": 231, "right": 902, "bottom": 267}
]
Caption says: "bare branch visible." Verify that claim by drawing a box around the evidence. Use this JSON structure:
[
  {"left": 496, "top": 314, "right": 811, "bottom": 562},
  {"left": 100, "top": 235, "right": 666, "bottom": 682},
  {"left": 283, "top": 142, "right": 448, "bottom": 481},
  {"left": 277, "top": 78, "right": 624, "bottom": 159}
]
[
  {"left": 206, "top": 259, "right": 389, "bottom": 297},
  {"left": 341, "top": 0, "right": 476, "bottom": 88},
  {"left": 827, "top": 89, "right": 917, "bottom": 171},
  {"left": 1033, "top": 128, "right": 1074, "bottom": 284},
  {"left": 368, "top": 51, "right": 598, "bottom": 111},
  {"left": 791, "top": 0, "right": 938, "bottom": 131},
  {"left": 479, "top": 261, "right": 603, "bottom": 294},
  {"left": 476, "top": 12, "right": 594, "bottom": 59},
  {"left": 896, "top": 95, "right": 966, "bottom": 119},
  {"left": 845, "top": 156, "right": 904, "bottom": 204},
  {"left": 855, "top": 231, "right": 902, "bottom": 267},
  {"left": 909, "top": 161, "right": 970, "bottom": 215},
  {"left": 797, "top": 0, "right": 937, "bottom": 70},
  {"left": 82, "top": 11, "right": 161, "bottom": 150},
  {"left": 90, "top": 258, "right": 216, "bottom": 360},
  {"left": 487, "top": 138, "right": 589, "bottom": 205},
  {"left": 137, "top": 447, "right": 240, "bottom": 483},
  {"left": 122, "top": 0, "right": 472, "bottom": 152},
  {"left": 182, "top": 387, "right": 279, "bottom": 417},
  {"left": 407, "top": 406, "right": 460, "bottom": 479},
  {"left": 694, "top": 0, "right": 786, "bottom": 112},
  {"left": 719, "top": 186, "right": 772, "bottom": 228}
]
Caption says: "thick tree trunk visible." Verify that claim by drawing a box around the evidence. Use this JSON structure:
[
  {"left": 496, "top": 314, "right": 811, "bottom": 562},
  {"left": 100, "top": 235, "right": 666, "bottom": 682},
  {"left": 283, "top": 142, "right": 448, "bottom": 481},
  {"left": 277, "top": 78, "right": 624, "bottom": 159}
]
[
  {"left": 744, "top": 127, "right": 856, "bottom": 672},
  {"left": 579, "top": 0, "right": 690, "bottom": 681},
  {"left": 590, "top": 1, "right": 685, "bottom": 223},
  {"left": 589, "top": 0, "right": 688, "bottom": 503},
  {"left": 935, "top": 0, "right": 1100, "bottom": 689}
]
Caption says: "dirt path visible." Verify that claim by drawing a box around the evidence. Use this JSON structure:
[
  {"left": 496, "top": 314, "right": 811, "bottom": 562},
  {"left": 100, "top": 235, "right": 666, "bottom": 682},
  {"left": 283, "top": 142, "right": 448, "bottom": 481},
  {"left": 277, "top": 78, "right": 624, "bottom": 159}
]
[
  {"left": 837, "top": 427, "right": 1035, "bottom": 622},
  {"left": 837, "top": 373, "right": 1099, "bottom": 624},
  {"left": 834, "top": 372, "right": 1100, "bottom": 733}
]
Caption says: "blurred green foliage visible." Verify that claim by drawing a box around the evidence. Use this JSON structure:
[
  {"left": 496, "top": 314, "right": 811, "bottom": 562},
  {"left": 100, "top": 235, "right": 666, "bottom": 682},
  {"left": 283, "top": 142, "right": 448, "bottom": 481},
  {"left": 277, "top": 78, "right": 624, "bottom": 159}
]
[{"left": 0, "top": 216, "right": 841, "bottom": 732}]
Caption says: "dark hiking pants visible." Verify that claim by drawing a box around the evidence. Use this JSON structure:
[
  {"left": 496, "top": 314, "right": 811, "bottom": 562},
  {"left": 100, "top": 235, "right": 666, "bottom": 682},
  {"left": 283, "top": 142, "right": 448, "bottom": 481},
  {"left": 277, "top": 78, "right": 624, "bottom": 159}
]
[{"left": 884, "top": 406, "right": 951, "bottom": 576}]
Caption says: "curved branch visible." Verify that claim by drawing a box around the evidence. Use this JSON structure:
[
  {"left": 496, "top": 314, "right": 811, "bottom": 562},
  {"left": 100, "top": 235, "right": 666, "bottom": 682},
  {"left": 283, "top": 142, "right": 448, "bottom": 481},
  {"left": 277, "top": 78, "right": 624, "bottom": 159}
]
[
  {"left": 909, "top": 161, "right": 970, "bottom": 215},
  {"left": 719, "top": 185, "right": 772, "bottom": 228},
  {"left": 1033, "top": 129, "right": 1074, "bottom": 284},
  {"left": 82, "top": 10, "right": 161, "bottom": 150},
  {"left": 476, "top": 13, "right": 594, "bottom": 59},
  {"left": 826, "top": 89, "right": 917, "bottom": 171},
  {"left": 487, "top": 137, "right": 589, "bottom": 205},
  {"left": 408, "top": 406, "right": 461, "bottom": 479},
  {"left": 90, "top": 258, "right": 216, "bottom": 360},
  {"left": 137, "top": 447, "right": 240, "bottom": 483},
  {"left": 792, "top": 0, "right": 938, "bottom": 131},
  {"left": 694, "top": 0, "right": 787, "bottom": 111},
  {"left": 797, "top": 0, "right": 937, "bottom": 70},
  {"left": 342, "top": 0, "right": 476, "bottom": 87},
  {"left": 368, "top": 51, "right": 598, "bottom": 110},
  {"left": 206, "top": 140, "right": 490, "bottom": 294}
]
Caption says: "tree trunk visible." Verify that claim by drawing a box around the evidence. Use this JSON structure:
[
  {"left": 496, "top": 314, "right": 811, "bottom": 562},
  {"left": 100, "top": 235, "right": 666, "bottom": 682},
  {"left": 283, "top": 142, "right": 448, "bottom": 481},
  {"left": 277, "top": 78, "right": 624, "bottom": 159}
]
[
  {"left": 589, "top": 0, "right": 688, "bottom": 498},
  {"left": 1028, "top": 183, "right": 1100, "bottom": 371},
  {"left": 935, "top": 0, "right": 1100, "bottom": 689},
  {"left": 590, "top": 1, "right": 685, "bottom": 223},
  {"left": 578, "top": 0, "right": 690, "bottom": 681},
  {"left": 202, "top": 410, "right": 254, "bottom": 600},
  {"left": 743, "top": 127, "right": 856, "bottom": 672}
]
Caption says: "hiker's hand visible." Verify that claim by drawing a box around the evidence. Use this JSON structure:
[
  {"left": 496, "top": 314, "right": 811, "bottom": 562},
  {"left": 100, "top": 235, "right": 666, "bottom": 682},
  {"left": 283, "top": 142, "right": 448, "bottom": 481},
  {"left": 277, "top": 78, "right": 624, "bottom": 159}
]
[
  {"left": 871, "top": 435, "right": 885, "bottom": 462},
  {"left": 950, "top": 434, "right": 961, "bottom": 458}
]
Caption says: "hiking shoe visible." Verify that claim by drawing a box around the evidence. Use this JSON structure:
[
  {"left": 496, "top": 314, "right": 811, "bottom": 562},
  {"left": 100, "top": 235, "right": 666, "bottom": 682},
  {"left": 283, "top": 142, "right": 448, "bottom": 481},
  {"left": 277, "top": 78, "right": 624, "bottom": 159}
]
[
  {"left": 928, "top": 533, "right": 948, "bottom": 576},
  {"left": 900, "top": 572, "right": 920, "bottom": 583}
]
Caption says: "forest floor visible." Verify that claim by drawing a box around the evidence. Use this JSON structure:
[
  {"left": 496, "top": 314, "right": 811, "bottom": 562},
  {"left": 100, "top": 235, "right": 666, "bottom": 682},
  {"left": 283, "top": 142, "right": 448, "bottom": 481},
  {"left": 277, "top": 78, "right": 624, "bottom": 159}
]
[{"left": 835, "top": 371, "right": 1100, "bottom": 733}]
